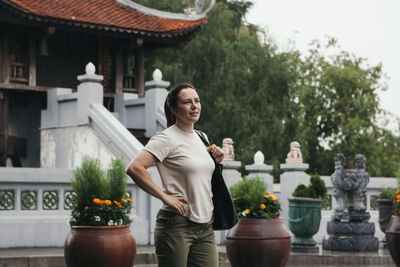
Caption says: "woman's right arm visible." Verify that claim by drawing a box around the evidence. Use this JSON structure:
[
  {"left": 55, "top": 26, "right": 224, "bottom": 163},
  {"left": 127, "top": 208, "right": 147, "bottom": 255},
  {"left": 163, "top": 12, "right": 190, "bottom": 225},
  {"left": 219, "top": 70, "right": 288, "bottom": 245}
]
[{"left": 125, "top": 150, "right": 189, "bottom": 214}]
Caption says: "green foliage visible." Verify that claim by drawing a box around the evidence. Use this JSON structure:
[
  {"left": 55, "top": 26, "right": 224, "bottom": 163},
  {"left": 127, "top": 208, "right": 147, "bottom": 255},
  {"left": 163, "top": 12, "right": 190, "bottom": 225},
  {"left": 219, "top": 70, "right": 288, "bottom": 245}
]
[
  {"left": 71, "top": 158, "right": 107, "bottom": 211},
  {"left": 70, "top": 158, "right": 132, "bottom": 226},
  {"left": 292, "top": 174, "right": 327, "bottom": 199},
  {"left": 230, "top": 177, "right": 281, "bottom": 219},
  {"left": 378, "top": 187, "right": 396, "bottom": 200},
  {"left": 107, "top": 158, "right": 128, "bottom": 201}
]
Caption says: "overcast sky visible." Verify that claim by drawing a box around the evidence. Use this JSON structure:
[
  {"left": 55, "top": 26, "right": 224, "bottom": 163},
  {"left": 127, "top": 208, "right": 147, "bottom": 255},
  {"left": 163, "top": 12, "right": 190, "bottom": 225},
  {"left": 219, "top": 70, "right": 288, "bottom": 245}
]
[{"left": 246, "top": 0, "right": 400, "bottom": 122}]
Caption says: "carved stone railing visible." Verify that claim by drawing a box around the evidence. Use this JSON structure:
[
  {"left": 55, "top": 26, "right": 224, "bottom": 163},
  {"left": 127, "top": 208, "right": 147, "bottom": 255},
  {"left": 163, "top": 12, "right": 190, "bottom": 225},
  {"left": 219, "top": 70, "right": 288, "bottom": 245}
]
[{"left": 0, "top": 167, "right": 155, "bottom": 247}]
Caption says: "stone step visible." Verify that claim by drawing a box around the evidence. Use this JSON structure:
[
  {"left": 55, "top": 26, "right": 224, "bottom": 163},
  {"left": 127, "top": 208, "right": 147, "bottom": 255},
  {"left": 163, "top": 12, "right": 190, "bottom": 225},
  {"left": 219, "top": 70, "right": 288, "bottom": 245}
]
[{"left": 0, "top": 245, "right": 396, "bottom": 267}]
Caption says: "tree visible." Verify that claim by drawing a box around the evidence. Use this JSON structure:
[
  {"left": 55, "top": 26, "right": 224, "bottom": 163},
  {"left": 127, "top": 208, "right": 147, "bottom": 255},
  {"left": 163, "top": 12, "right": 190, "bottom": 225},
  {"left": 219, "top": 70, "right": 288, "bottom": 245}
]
[{"left": 291, "top": 38, "right": 397, "bottom": 176}]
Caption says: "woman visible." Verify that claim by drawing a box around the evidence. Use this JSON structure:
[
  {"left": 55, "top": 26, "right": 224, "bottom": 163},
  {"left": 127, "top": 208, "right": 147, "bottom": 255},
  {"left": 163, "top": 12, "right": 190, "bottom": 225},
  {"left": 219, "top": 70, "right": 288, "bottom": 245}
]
[{"left": 126, "top": 83, "right": 224, "bottom": 267}]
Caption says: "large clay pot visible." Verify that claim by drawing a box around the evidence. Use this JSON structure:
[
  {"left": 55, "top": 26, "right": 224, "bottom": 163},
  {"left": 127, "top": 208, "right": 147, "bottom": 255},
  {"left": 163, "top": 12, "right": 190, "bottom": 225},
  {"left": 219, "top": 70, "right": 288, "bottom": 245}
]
[
  {"left": 378, "top": 199, "right": 394, "bottom": 234},
  {"left": 225, "top": 218, "right": 291, "bottom": 267},
  {"left": 288, "top": 197, "right": 322, "bottom": 246},
  {"left": 386, "top": 216, "right": 400, "bottom": 267},
  {"left": 64, "top": 224, "right": 136, "bottom": 267}
]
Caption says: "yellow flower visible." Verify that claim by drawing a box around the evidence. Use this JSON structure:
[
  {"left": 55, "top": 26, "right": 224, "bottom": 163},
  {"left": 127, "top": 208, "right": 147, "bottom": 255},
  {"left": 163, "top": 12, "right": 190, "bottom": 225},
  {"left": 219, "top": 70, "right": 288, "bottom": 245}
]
[
  {"left": 84, "top": 206, "right": 89, "bottom": 210},
  {"left": 260, "top": 203, "right": 266, "bottom": 210},
  {"left": 266, "top": 191, "right": 271, "bottom": 195},
  {"left": 244, "top": 209, "right": 251, "bottom": 214},
  {"left": 105, "top": 200, "right": 112, "bottom": 206},
  {"left": 270, "top": 195, "right": 277, "bottom": 201},
  {"left": 264, "top": 194, "right": 269, "bottom": 198}
]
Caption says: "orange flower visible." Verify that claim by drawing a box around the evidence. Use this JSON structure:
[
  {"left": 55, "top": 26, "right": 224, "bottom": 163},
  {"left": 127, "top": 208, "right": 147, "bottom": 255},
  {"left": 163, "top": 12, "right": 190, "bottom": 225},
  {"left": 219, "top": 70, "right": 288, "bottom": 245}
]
[
  {"left": 397, "top": 189, "right": 400, "bottom": 195},
  {"left": 126, "top": 198, "right": 132, "bottom": 202},
  {"left": 270, "top": 195, "right": 277, "bottom": 201},
  {"left": 397, "top": 199, "right": 400, "bottom": 203},
  {"left": 113, "top": 200, "right": 123, "bottom": 208},
  {"left": 260, "top": 203, "right": 266, "bottom": 210},
  {"left": 105, "top": 200, "right": 112, "bottom": 206},
  {"left": 93, "top": 198, "right": 101, "bottom": 204},
  {"left": 121, "top": 198, "right": 126, "bottom": 203},
  {"left": 237, "top": 196, "right": 242, "bottom": 200},
  {"left": 397, "top": 195, "right": 400, "bottom": 200},
  {"left": 84, "top": 206, "right": 89, "bottom": 210}
]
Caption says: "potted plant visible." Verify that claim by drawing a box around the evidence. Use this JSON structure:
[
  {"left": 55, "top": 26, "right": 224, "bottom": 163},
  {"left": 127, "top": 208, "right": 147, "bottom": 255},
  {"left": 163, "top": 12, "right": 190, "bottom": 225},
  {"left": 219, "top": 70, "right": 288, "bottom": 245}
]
[
  {"left": 386, "top": 188, "right": 400, "bottom": 266},
  {"left": 288, "top": 174, "right": 327, "bottom": 252},
  {"left": 225, "top": 177, "right": 291, "bottom": 267},
  {"left": 64, "top": 158, "right": 136, "bottom": 267},
  {"left": 377, "top": 187, "right": 396, "bottom": 247}
]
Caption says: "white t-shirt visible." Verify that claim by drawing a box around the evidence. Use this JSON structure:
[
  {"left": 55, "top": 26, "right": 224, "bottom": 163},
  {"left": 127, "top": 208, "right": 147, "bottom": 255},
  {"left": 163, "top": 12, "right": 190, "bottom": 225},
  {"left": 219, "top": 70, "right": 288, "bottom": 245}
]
[{"left": 144, "top": 124, "right": 215, "bottom": 223}]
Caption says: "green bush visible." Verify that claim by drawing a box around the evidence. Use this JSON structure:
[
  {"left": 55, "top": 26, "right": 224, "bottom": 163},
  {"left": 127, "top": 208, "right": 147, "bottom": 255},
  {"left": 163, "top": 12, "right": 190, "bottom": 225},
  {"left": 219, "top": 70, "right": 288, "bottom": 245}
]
[
  {"left": 378, "top": 187, "right": 396, "bottom": 200},
  {"left": 230, "top": 177, "right": 281, "bottom": 219},
  {"left": 292, "top": 174, "right": 327, "bottom": 199},
  {"left": 70, "top": 158, "right": 132, "bottom": 226}
]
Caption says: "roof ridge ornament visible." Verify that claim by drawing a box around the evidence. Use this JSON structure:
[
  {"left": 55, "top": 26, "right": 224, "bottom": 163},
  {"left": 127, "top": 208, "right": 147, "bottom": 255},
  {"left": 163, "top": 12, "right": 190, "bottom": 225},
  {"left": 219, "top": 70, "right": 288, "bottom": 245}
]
[{"left": 115, "top": 0, "right": 215, "bottom": 21}]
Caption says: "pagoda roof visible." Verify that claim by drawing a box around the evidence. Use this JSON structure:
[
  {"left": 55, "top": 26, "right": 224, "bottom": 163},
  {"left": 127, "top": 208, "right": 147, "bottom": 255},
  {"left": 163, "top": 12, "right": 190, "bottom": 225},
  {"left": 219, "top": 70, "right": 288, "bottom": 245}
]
[{"left": 1, "top": 0, "right": 214, "bottom": 38}]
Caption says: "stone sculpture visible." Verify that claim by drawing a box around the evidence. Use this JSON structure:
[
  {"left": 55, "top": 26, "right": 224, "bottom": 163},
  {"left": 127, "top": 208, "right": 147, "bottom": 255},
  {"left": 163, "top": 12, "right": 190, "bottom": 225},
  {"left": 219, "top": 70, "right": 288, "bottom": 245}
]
[
  {"left": 331, "top": 154, "right": 369, "bottom": 220},
  {"left": 222, "top": 138, "right": 235, "bottom": 161},
  {"left": 322, "top": 154, "right": 378, "bottom": 251},
  {"left": 285, "top": 141, "right": 303, "bottom": 163}
]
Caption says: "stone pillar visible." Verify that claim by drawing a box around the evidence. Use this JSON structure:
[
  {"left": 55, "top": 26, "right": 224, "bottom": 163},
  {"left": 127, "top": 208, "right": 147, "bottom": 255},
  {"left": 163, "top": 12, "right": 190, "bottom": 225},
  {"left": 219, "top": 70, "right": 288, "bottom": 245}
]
[
  {"left": 245, "top": 151, "right": 274, "bottom": 192},
  {"left": 144, "top": 69, "right": 170, "bottom": 137},
  {"left": 77, "top": 62, "right": 104, "bottom": 125},
  {"left": 280, "top": 141, "right": 309, "bottom": 224}
]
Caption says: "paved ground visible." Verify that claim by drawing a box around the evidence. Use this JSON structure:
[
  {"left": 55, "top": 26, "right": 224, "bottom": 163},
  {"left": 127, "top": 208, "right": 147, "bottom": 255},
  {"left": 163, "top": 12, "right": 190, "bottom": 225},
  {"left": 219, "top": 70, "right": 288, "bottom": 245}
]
[{"left": 0, "top": 245, "right": 396, "bottom": 267}]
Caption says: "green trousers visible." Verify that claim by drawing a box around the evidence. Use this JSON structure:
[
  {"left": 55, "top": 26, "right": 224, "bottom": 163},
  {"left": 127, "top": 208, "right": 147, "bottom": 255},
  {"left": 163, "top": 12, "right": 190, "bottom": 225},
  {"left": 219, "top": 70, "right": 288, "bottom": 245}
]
[{"left": 154, "top": 209, "right": 218, "bottom": 267}]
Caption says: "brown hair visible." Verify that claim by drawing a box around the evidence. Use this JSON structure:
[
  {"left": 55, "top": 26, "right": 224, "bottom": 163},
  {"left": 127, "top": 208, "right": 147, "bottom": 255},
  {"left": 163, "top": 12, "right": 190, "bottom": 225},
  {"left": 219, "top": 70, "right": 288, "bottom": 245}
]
[{"left": 164, "top": 83, "right": 197, "bottom": 127}]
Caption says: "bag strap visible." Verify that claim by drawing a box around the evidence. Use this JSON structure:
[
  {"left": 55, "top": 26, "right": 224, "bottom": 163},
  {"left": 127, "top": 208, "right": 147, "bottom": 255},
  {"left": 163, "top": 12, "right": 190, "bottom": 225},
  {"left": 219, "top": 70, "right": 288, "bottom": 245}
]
[
  {"left": 195, "top": 130, "right": 210, "bottom": 147},
  {"left": 195, "top": 130, "right": 218, "bottom": 164}
]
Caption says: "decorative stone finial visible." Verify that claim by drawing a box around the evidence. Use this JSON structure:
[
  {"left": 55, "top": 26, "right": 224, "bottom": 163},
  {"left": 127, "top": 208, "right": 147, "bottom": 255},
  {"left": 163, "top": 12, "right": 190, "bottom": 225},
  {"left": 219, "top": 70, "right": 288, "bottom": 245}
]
[
  {"left": 222, "top": 138, "right": 235, "bottom": 161},
  {"left": 85, "top": 62, "right": 96, "bottom": 75},
  {"left": 153, "top": 69, "right": 162, "bottom": 81},
  {"left": 285, "top": 141, "right": 303, "bottom": 163},
  {"left": 254, "top": 151, "right": 264, "bottom": 164}
]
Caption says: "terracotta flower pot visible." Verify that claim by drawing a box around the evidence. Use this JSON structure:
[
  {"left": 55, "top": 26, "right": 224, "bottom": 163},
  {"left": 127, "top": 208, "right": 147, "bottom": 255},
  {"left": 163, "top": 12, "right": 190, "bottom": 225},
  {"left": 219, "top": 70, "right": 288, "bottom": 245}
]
[
  {"left": 64, "top": 224, "right": 136, "bottom": 267},
  {"left": 225, "top": 218, "right": 291, "bottom": 267},
  {"left": 386, "top": 216, "right": 400, "bottom": 266}
]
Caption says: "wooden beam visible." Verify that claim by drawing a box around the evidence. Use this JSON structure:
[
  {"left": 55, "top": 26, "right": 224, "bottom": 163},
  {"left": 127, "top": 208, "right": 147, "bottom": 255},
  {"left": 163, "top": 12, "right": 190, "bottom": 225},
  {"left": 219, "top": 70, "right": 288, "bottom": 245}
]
[
  {"left": 0, "top": 91, "right": 8, "bottom": 166},
  {"left": 115, "top": 43, "right": 123, "bottom": 94},
  {"left": 135, "top": 38, "right": 144, "bottom": 98},
  {"left": 28, "top": 35, "right": 37, "bottom": 86},
  {"left": 1, "top": 27, "right": 10, "bottom": 84}
]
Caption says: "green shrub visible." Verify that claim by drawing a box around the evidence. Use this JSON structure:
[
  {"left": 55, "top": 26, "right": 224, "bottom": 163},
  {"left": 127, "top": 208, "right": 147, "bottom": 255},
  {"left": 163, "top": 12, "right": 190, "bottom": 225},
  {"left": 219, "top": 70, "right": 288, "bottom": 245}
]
[
  {"left": 292, "top": 174, "right": 327, "bottom": 199},
  {"left": 378, "top": 187, "right": 396, "bottom": 200},
  {"left": 230, "top": 176, "right": 281, "bottom": 219},
  {"left": 70, "top": 158, "right": 132, "bottom": 226}
]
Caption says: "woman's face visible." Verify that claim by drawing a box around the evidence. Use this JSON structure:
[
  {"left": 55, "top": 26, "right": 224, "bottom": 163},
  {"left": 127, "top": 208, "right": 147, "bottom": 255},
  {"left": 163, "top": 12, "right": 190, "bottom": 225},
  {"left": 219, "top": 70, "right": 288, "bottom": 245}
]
[{"left": 173, "top": 88, "right": 201, "bottom": 125}]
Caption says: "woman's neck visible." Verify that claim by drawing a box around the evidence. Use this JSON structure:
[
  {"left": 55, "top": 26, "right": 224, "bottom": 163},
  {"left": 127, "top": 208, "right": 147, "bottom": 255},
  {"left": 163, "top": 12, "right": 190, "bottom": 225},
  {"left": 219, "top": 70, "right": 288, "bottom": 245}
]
[{"left": 175, "top": 121, "right": 194, "bottom": 134}]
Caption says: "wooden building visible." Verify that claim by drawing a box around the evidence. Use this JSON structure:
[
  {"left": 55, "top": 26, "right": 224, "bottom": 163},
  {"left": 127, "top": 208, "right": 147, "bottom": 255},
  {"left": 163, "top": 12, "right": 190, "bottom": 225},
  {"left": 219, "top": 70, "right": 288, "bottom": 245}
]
[{"left": 0, "top": 0, "right": 212, "bottom": 167}]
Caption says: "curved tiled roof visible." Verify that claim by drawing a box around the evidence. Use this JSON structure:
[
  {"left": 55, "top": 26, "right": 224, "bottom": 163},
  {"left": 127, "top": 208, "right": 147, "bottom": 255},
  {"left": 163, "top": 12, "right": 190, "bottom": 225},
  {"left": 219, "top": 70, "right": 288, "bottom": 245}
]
[{"left": 3, "top": 0, "right": 209, "bottom": 37}]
